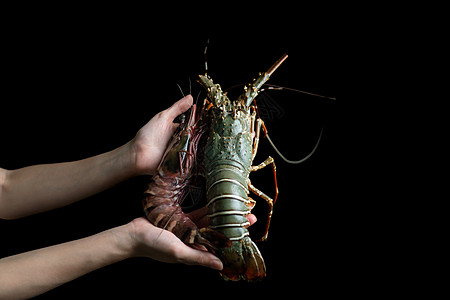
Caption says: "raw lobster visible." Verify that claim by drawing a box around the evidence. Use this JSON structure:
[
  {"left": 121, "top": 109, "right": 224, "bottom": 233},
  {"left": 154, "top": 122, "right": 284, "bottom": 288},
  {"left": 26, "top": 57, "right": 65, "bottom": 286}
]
[
  {"left": 143, "top": 54, "right": 288, "bottom": 281},
  {"left": 197, "top": 54, "right": 287, "bottom": 280}
]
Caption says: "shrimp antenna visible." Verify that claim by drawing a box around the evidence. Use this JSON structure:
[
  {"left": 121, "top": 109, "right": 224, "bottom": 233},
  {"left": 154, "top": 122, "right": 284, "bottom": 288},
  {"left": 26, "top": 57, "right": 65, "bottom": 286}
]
[
  {"left": 189, "top": 77, "right": 192, "bottom": 96},
  {"left": 177, "top": 83, "right": 185, "bottom": 98}
]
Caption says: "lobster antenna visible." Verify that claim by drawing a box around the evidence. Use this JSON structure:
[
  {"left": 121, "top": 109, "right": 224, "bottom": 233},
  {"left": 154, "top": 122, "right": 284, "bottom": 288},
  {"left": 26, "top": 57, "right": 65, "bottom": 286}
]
[
  {"left": 204, "top": 38, "right": 210, "bottom": 75},
  {"left": 244, "top": 53, "right": 288, "bottom": 106},
  {"left": 266, "top": 53, "right": 288, "bottom": 76},
  {"left": 262, "top": 84, "right": 336, "bottom": 101},
  {"left": 227, "top": 83, "right": 336, "bottom": 102},
  {"left": 266, "top": 127, "right": 323, "bottom": 164}
]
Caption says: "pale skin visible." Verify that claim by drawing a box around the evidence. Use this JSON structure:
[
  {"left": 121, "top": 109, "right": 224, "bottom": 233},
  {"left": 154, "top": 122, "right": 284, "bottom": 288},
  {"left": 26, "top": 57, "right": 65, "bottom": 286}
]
[{"left": 0, "top": 95, "right": 257, "bottom": 300}]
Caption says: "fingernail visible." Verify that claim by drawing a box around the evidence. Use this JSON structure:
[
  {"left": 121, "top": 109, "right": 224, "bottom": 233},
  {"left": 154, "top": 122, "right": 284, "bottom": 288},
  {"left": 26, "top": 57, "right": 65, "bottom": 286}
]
[
  {"left": 209, "top": 258, "right": 223, "bottom": 270},
  {"left": 184, "top": 95, "right": 193, "bottom": 105}
]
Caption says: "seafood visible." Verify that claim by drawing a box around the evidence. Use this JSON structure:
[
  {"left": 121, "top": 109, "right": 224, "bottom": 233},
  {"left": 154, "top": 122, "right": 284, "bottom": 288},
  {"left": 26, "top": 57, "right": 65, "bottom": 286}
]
[
  {"left": 142, "top": 104, "right": 230, "bottom": 252},
  {"left": 196, "top": 54, "right": 287, "bottom": 281},
  {"left": 143, "top": 53, "right": 320, "bottom": 281}
]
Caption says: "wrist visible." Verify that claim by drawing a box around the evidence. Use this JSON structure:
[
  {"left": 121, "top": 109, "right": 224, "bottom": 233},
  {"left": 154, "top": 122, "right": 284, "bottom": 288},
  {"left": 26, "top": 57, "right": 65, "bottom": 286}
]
[
  {"left": 127, "top": 138, "right": 143, "bottom": 176},
  {"left": 108, "top": 222, "right": 139, "bottom": 260},
  {"left": 127, "top": 137, "right": 159, "bottom": 176},
  {"left": 118, "top": 218, "right": 151, "bottom": 258},
  {"left": 114, "top": 141, "right": 140, "bottom": 177}
]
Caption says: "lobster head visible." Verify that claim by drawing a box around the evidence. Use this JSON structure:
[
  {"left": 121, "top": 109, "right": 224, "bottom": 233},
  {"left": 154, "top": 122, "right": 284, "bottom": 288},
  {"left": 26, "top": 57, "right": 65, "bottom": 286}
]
[{"left": 197, "top": 53, "right": 288, "bottom": 109}]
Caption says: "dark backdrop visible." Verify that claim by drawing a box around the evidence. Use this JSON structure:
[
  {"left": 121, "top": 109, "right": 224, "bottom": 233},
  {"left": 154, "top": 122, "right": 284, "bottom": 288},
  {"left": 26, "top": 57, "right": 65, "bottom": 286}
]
[{"left": 1, "top": 14, "right": 355, "bottom": 299}]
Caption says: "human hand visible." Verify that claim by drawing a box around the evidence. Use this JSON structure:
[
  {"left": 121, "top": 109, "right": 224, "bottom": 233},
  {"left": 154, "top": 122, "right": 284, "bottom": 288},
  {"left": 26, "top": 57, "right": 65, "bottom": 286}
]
[
  {"left": 127, "top": 217, "right": 223, "bottom": 270},
  {"left": 130, "top": 95, "right": 193, "bottom": 175},
  {"left": 125, "top": 209, "right": 257, "bottom": 270}
]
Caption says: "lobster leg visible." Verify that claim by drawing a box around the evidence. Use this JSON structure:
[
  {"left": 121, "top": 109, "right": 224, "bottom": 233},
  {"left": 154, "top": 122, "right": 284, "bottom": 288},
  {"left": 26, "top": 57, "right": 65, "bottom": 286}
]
[
  {"left": 249, "top": 156, "right": 278, "bottom": 241},
  {"left": 248, "top": 113, "right": 279, "bottom": 241},
  {"left": 251, "top": 117, "right": 262, "bottom": 161}
]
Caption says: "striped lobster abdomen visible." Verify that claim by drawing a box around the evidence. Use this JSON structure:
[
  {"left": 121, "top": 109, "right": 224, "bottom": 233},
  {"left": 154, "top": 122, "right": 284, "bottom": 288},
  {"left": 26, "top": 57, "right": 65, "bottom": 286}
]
[
  {"left": 206, "top": 161, "right": 266, "bottom": 281},
  {"left": 207, "top": 161, "right": 251, "bottom": 238}
]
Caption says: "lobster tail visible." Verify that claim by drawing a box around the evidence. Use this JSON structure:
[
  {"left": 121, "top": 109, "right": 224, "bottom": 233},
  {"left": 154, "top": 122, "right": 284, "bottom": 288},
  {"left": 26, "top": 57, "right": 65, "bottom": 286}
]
[
  {"left": 219, "top": 237, "right": 266, "bottom": 281},
  {"left": 205, "top": 160, "right": 266, "bottom": 281}
]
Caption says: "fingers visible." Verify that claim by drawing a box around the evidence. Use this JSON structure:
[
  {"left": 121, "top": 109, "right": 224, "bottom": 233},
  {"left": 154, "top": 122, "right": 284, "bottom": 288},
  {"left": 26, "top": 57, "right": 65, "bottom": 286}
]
[
  {"left": 130, "top": 217, "right": 222, "bottom": 270},
  {"left": 177, "top": 246, "right": 223, "bottom": 270},
  {"left": 164, "top": 95, "right": 193, "bottom": 121},
  {"left": 246, "top": 214, "right": 257, "bottom": 228}
]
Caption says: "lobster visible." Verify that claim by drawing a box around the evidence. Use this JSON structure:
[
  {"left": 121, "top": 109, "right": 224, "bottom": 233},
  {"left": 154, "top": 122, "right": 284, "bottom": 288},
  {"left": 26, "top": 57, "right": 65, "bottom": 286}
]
[
  {"left": 143, "top": 53, "right": 291, "bottom": 281},
  {"left": 196, "top": 54, "right": 288, "bottom": 280}
]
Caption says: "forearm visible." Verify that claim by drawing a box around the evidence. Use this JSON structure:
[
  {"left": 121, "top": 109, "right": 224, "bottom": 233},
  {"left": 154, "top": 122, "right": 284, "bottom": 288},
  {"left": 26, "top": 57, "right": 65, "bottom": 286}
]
[
  {"left": 0, "top": 224, "right": 133, "bottom": 300},
  {"left": 0, "top": 142, "right": 137, "bottom": 219}
]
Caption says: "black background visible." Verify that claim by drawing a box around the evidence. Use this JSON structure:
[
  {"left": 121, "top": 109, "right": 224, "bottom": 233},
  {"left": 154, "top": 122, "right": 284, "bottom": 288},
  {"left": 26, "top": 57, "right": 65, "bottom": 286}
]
[{"left": 0, "top": 9, "right": 364, "bottom": 299}]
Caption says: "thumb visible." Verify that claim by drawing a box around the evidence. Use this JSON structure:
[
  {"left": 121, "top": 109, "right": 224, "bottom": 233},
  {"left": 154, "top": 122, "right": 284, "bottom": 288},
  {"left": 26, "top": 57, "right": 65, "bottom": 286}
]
[
  {"left": 179, "top": 247, "right": 223, "bottom": 270},
  {"left": 165, "top": 95, "right": 193, "bottom": 121},
  {"left": 198, "top": 252, "right": 223, "bottom": 270}
]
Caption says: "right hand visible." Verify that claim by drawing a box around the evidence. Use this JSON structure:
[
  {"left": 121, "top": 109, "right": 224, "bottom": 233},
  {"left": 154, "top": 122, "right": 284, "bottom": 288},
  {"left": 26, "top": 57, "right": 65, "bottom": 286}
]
[{"left": 126, "top": 217, "right": 223, "bottom": 270}]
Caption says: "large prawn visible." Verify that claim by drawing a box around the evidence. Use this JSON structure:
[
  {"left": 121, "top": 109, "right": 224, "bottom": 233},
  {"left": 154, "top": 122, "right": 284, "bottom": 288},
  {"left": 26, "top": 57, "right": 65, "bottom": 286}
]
[{"left": 142, "top": 104, "right": 230, "bottom": 252}]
